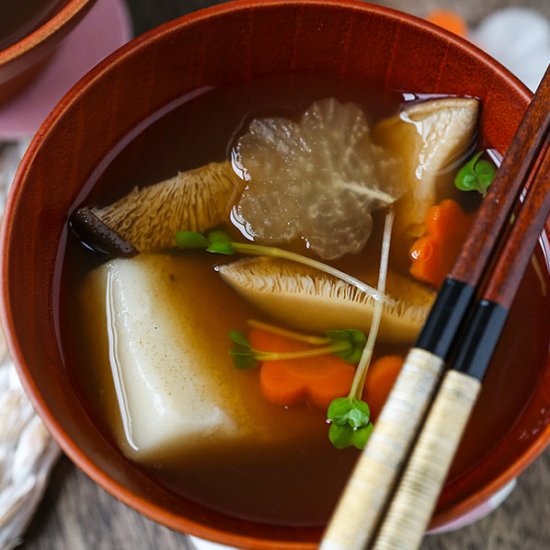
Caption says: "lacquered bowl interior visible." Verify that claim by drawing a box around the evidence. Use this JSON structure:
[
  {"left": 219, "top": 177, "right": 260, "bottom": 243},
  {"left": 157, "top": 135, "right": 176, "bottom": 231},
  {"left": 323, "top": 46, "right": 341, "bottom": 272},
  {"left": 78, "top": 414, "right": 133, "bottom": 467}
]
[{"left": 2, "top": 1, "right": 549, "bottom": 548}]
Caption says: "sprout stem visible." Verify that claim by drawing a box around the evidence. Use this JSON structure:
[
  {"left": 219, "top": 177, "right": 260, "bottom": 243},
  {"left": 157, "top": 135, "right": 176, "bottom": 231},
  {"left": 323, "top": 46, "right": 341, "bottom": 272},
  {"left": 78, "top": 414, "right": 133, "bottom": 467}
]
[
  {"left": 247, "top": 319, "right": 329, "bottom": 345},
  {"left": 254, "top": 343, "right": 348, "bottom": 362},
  {"left": 232, "top": 242, "right": 390, "bottom": 304},
  {"left": 348, "top": 210, "right": 394, "bottom": 399},
  {"left": 176, "top": 228, "right": 392, "bottom": 304}
]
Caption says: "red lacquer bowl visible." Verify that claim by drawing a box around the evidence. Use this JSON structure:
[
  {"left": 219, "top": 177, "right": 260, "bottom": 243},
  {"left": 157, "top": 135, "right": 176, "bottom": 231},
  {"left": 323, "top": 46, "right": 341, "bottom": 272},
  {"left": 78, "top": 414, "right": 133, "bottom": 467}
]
[
  {"left": 1, "top": 1, "right": 549, "bottom": 548},
  {"left": 0, "top": 0, "right": 97, "bottom": 103}
]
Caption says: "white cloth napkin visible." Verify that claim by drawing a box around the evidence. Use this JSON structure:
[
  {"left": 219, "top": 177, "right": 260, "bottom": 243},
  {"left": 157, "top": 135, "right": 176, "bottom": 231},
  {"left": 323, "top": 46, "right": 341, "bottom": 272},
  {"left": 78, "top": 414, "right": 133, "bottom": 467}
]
[
  {"left": 471, "top": 7, "right": 550, "bottom": 92},
  {"left": 0, "top": 142, "right": 61, "bottom": 550}
]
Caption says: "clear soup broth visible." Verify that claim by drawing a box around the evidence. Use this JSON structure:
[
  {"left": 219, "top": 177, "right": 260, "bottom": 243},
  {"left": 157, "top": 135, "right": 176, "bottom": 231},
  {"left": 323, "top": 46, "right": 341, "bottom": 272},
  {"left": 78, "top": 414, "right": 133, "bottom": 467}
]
[{"left": 59, "top": 75, "right": 550, "bottom": 526}]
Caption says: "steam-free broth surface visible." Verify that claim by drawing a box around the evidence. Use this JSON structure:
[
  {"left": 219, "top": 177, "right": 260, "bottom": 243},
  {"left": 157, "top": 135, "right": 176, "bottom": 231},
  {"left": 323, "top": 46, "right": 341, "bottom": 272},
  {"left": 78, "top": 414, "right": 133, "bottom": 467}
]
[
  {"left": 59, "top": 75, "right": 550, "bottom": 526},
  {"left": 0, "top": 0, "right": 65, "bottom": 50}
]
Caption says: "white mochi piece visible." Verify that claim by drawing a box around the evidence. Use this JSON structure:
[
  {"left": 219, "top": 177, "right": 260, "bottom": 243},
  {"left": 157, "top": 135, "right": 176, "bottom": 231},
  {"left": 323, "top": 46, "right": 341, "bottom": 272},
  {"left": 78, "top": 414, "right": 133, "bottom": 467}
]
[
  {"left": 83, "top": 256, "right": 242, "bottom": 461},
  {"left": 81, "top": 254, "right": 322, "bottom": 463}
]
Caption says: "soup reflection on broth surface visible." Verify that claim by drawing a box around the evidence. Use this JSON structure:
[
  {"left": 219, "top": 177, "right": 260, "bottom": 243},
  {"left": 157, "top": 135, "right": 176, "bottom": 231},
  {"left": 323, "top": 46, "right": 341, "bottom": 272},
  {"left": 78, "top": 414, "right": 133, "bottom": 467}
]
[
  {"left": 0, "top": 0, "right": 64, "bottom": 50},
  {"left": 60, "top": 75, "right": 550, "bottom": 526}
]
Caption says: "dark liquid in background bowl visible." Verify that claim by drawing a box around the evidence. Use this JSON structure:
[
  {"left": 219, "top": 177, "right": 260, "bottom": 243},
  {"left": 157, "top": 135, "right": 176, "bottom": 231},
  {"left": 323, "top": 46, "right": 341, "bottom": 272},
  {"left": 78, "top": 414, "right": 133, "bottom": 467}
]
[
  {"left": 58, "top": 75, "right": 550, "bottom": 527},
  {"left": 0, "top": 0, "right": 66, "bottom": 50}
]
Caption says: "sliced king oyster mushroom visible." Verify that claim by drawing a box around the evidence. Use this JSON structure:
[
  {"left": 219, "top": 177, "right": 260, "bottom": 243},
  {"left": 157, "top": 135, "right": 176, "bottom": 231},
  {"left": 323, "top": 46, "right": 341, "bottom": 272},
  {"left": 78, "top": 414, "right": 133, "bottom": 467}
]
[
  {"left": 373, "top": 97, "right": 479, "bottom": 239},
  {"left": 231, "top": 98, "right": 406, "bottom": 260},
  {"left": 71, "top": 161, "right": 240, "bottom": 256},
  {"left": 217, "top": 258, "right": 435, "bottom": 343}
]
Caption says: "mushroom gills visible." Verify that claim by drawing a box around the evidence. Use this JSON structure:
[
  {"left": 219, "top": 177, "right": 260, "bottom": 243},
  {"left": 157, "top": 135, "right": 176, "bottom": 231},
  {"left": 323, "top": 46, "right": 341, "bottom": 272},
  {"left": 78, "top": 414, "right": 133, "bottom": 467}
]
[
  {"left": 71, "top": 161, "right": 239, "bottom": 256},
  {"left": 217, "top": 258, "right": 436, "bottom": 343}
]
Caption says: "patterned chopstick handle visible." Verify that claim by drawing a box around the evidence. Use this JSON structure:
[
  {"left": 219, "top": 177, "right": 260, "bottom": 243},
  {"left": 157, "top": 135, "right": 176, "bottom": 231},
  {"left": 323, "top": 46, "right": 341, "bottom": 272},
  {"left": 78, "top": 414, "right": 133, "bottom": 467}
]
[
  {"left": 320, "top": 348, "right": 444, "bottom": 550},
  {"left": 372, "top": 370, "right": 481, "bottom": 550}
]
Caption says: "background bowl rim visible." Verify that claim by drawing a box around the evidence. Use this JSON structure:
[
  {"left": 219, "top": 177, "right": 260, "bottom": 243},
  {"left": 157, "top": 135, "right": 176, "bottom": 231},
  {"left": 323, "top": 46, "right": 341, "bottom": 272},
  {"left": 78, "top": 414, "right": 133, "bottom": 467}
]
[
  {"left": 0, "top": 0, "right": 96, "bottom": 65},
  {"left": 1, "top": 0, "right": 545, "bottom": 548}
]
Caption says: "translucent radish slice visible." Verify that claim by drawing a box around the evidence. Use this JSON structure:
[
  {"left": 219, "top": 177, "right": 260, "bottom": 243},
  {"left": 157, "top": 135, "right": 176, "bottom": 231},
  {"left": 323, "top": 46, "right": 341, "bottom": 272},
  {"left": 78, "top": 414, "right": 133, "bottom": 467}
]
[{"left": 231, "top": 98, "right": 404, "bottom": 260}]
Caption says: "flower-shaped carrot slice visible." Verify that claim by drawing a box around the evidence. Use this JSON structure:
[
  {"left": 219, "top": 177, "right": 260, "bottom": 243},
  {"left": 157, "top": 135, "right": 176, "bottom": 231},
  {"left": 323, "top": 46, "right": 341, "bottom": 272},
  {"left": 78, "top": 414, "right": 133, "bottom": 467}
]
[{"left": 249, "top": 328, "right": 355, "bottom": 409}]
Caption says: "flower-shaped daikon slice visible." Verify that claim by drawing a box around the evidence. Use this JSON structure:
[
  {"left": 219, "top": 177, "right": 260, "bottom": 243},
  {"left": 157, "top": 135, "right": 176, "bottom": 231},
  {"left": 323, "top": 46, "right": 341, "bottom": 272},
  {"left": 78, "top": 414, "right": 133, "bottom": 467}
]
[{"left": 231, "top": 98, "right": 404, "bottom": 260}]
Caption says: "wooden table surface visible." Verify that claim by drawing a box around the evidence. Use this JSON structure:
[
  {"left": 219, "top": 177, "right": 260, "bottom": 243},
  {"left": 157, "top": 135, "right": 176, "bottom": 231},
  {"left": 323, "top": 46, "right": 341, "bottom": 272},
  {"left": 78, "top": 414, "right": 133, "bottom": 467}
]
[{"left": 22, "top": 1, "right": 550, "bottom": 549}]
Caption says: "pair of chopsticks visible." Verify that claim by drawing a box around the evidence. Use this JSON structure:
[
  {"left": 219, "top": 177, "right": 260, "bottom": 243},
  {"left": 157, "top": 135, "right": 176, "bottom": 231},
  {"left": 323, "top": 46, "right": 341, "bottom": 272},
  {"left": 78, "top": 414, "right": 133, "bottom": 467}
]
[{"left": 321, "top": 65, "right": 550, "bottom": 550}]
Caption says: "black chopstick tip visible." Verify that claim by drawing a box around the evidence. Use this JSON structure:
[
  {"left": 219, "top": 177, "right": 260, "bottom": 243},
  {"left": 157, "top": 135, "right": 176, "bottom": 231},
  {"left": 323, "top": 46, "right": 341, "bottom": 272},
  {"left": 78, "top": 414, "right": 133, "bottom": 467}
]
[
  {"left": 450, "top": 300, "right": 508, "bottom": 381},
  {"left": 416, "top": 278, "right": 475, "bottom": 358}
]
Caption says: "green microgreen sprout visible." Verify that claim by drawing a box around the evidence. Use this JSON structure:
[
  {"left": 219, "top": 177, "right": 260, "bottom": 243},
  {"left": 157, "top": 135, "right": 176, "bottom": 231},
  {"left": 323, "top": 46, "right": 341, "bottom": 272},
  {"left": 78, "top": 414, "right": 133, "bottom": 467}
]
[
  {"left": 326, "top": 329, "right": 368, "bottom": 364},
  {"left": 327, "top": 397, "right": 374, "bottom": 449},
  {"left": 229, "top": 321, "right": 366, "bottom": 370},
  {"left": 175, "top": 229, "right": 390, "bottom": 304},
  {"left": 326, "top": 210, "right": 395, "bottom": 450},
  {"left": 174, "top": 231, "right": 210, "bottom": 249},
  {"left": 229, "top": 330, "right": 259, "bottom": 370},
  {"left": 454, "top": 151, "right": 496, "bottom": 196}
]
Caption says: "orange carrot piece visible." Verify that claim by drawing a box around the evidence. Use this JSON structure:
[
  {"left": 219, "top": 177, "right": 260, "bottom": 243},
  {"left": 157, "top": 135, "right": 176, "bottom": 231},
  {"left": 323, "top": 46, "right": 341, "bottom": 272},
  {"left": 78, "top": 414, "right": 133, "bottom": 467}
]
[
  {"left": 363, "top": 355, "right": 404, "bottom": 421},
  {"left": 426, "top": 10, "right": 468, "bottom": 37},
  {"left": 409, "top": 199, "right": 474, "bottom": 288},
  {"left": 249, "top": 328, "right": 355, "bottom": 409},
  {"left": 249, "top": 327, "right": 306, "bottom": 353},
  {"left": 260, "top": 360, "right": 305, "bottom": 406}
]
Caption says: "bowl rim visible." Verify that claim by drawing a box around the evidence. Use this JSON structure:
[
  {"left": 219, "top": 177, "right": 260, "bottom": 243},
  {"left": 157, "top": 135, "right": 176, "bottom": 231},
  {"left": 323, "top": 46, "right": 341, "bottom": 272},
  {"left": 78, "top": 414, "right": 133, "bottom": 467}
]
[
  {"left": 1, "top": 0, "right": 545, "bottom": 548},
  {"left": 0, "top": 0, "right": 96, "bottom": 65}
]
